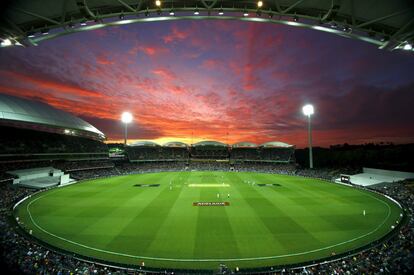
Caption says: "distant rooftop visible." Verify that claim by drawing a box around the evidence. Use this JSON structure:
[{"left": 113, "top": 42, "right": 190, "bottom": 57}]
[
  {"left": 192, "top": 141, "right": 228, "bottom": 147},
  {"left": 163, "top": 141, "right": 188, "bottom": 148},
  {"left": 260, "top": 141, "right": 294, "bottom": 148},
  {"left": 232, "top": 142, "right": 258, "bottom": 148},
  {"left": 129, "top": 141, "right": 161, "bottom": 147}
]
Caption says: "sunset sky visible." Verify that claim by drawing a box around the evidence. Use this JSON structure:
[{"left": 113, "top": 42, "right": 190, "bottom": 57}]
[{"left": 1, "top": 20, "right": 414, "bottom": 147}]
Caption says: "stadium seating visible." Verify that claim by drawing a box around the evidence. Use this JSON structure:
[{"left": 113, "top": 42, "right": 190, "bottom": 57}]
[
  {"left": 124, "top": 140, "right": 295, "bottom": 163},
  {"left": 0, "top": 126, "right": 108, "bottom": 162},
  {"left": 126, "top": 145, "right": 189, "bottom": 161}
]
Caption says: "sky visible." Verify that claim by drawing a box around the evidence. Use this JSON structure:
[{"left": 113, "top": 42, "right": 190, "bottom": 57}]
[{"left": 0, "top": 20, "right": 414, "bottom": 147}]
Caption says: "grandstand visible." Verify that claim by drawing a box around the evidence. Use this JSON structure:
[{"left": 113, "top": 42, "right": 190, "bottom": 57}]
[
  {"left": 126, "top": 140, "right": 189, "bottom": 162},
  {"left": 190, "top": 140, "right": 229, "bottom": 160},
  {"left": 0, "top": 94, "right": 108, "bottom": 163},
  {"left": 0, "top": 94, "right": 110, "bottom": 187},
  {"left": 125, "top": 140, "right": 295, "bottom": 163},
  {"left": 162, "top": 141, "right": 189, "bottom": 160},
  {"left": 231, "top": 141, "right": 295, "bottom": 163},
  {"left": 231, "top": 142, "right": 260, "bottom": 161}
]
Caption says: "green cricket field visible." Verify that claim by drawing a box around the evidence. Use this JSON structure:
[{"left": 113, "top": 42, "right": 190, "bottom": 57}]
[{"left": 14, "top": 171, "right": 402, "bottom": 270}]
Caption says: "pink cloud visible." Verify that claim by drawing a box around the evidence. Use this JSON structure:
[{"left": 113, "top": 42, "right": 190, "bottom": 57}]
[
  {"left": 163, "top": 25, "right": 190, "bottom": 43},
  {"left": 152, "top": 67, "right": 177, "bottom": 81},
  {"left": 96, "top": 53, "right": 114, "bottom": 65}
]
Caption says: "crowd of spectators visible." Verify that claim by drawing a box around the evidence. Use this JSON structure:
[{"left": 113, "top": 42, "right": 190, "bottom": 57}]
[
  {"left": 190, "top": 147, "right": 229, "bottom": 159},
  {"left": 234, "top": 163, "right": 297, "bottom": 174},
  {"left": 125, "top": 145, "right": 295, "bottom": 163},
  {"left": 126, "top": 147, "right": 188, "bottom": 161},
  {"left": 0, "top": 126, "right": 108, "bottom": 156},
  {"left": 0, "top": 160, "right": 412, "bottom": 274},
  {"left": 54, "top": 160, "right": 115, "bottom": 172},
  {"left": 188, "top": 161, "right": 230, "bottom": 171}
]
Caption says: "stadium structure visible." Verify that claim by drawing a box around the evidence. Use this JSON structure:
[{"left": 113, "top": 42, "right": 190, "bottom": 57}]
[
  {"left": 0, "top": 0, "right": 413, "bottom": 52},
  {"left": 0, "top": 93, "right": 107, "bottom": 162},
  {"left": 0, "top": 1, "right": 413, "bottom": 273},
  {"left": 1, "top": 94, "right": 413, "bottom": 274},
  {"left": 125, "top": 140, "right": 295, "bottom": 163}
]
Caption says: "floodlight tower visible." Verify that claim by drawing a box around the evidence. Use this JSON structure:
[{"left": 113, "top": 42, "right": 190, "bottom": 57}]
[
  {"left": 302, "top": 104, "right": 314, "bottom": 169},
  {"left": 121, "top": 112, "right": 133, "bottom": 145}
]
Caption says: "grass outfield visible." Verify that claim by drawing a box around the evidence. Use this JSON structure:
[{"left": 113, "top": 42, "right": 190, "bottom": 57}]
[{"left": 14, "top": 171, "right": 403, "bottom": 270}]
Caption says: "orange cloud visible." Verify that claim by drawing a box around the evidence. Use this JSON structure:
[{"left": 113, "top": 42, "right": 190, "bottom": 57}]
[{"left": 1, "top": 71, "right": 104, "bottom": 99}]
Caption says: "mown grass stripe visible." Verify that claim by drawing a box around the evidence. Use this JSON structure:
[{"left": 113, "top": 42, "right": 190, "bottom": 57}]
[{"left": 16, "top": 171, "right": 401, "bottom": 269}]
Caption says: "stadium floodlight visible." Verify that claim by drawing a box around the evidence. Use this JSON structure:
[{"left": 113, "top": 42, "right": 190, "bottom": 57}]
[
  {"left": 121, "top": 112, "right": 133, "bottom": 145},
  {"left": 155, "top": 1, "right": 161, "bottom": 7},
  {"left": 302, "top": 104, "right": 314, "bottom": 116},
  {"left": 302, "top": 104, "right": 314, "bottom": 169},
  {"left": 257, "top": 1, "right": 263, "bottom": 8}
]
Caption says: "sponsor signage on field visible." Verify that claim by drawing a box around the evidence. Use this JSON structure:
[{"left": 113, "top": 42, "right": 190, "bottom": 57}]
[{"left": 193, "top": 202, "right": 230, "bottom": 206}]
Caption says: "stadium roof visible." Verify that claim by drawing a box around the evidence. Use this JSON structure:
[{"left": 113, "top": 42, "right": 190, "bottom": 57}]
[
  {"left": 232, "top": 142, "right": 258, "bottom": 148},
  {"left": 192, "top": 140, "right": 228, "bottom": 147},
  {"left": 129, "top": 140, "right": 160, "bottom": 147},
  {"left": 0, "top": 93, "right": 105, "bottom": 140},
  {"left": 260, "top": 141, "right": 294, "bottom": 148},
  {"left": 163, "top": 141, "right": 188, "bottom": 147},
  {"left": 0, "top": 1, "right": 413, "bottom": 52}
]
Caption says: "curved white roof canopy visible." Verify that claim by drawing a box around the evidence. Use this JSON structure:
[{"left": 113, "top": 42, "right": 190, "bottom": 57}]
[
  {"left": 0, "top": 93, "right": 105, "bottom": 140},
  {"left": 260, "top": 141, "right": 294, "bottom": 148},
  {"left": 192, "top": 140, "right": 228, "bottom": 147},
  {"left": 129, "top": 140, "right": 161, "bottom": 147}
]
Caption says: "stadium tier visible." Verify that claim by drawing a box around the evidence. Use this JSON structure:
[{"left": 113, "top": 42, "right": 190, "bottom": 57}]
[
  {"left": 0, "top": 94, "right": 108, "bottom": 162},
  {"left": 125, "top": 140, "right": 295, "bottom": 163},
  {"left": 126, "top": 141, "right": 189, "bottom": 162},
  {"left": 190, "top": 140, "right": 229, "bottom": 159}
]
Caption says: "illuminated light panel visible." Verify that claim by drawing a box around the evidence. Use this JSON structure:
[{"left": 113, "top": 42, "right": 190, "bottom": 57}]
[
  {"left": 121, "top": 112, "right": 133, "bottom": 123},
  {"left": 0, "top": 39, "right": 12, "bottom": 46},
  {"left": 403, "top": 43, "right": 412, "bottom": 50},
  {"left": 302, "top": 104, "right": 314, "bottom": 116}
]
